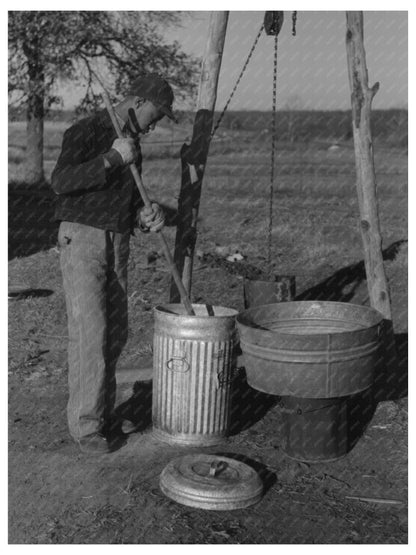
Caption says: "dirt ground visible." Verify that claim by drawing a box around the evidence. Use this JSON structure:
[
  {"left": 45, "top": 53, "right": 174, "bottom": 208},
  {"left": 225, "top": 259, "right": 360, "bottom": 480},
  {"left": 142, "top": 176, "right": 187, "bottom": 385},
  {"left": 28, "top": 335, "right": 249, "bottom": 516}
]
[
  {"left": 8, "top": 371, "right": 408, "bottom": 544},
  {"left": 8, "top": 141, "right": 408, "bottom": 544}
]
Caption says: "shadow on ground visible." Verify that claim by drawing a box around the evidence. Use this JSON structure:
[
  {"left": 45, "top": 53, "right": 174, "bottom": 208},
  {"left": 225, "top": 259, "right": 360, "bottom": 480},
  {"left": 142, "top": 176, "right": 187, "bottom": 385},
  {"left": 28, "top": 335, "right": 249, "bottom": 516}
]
[
  {"left": 374, "top": 329, "right": 408, "bottom": 402},
  {"left": 9, "top": 185, "right": 58, "bottom": 259},
  {"left": 229, "top": 368, "right": 278, "bottom": 435},
  {"left": 296, "top": 239, "right": 407, "bottom": 303},
  {"left": 114, "top": 380, "right": 153, "bottom": 432}
]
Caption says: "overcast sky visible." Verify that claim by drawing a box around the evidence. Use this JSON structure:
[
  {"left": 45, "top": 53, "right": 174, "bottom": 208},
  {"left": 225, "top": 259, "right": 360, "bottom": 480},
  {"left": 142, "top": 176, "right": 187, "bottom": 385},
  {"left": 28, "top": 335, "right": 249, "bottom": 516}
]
[{"left": 60, "top": 10, "right": 408, "bottom": 111}]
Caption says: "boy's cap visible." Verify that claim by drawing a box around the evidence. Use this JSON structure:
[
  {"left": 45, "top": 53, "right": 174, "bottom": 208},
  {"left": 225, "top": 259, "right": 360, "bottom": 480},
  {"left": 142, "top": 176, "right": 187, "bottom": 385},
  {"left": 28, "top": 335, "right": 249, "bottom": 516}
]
[{"left": 129, "top": 74, "right": 177, "bottom": 122}]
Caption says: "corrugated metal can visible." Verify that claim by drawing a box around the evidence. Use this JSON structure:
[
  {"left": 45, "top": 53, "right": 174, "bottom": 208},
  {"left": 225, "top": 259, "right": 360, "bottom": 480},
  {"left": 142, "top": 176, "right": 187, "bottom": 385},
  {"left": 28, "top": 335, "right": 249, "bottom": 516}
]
[{"left": 152, "top": 304, "right": 238, "bottom": 446}]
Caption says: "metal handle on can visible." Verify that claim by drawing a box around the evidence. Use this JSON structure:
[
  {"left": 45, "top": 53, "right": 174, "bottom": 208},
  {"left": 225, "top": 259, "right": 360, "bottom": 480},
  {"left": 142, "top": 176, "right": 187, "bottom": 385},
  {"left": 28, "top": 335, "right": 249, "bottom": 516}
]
[
  {"left": 166, "top": 357, "right": 190, "bottom": 373},
  {"left": 216, "top": 366, "right": 240, "bottom": 389},
  {"left": 279, "top": 401, "right": 335, "bottom": 415}
]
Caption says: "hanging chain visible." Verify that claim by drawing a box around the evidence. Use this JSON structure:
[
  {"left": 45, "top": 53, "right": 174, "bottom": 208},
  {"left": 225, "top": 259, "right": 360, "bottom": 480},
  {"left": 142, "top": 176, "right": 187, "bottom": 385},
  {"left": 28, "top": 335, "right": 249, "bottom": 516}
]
[
  {"left": 292, "top": 11, "right": 298, "bottom": 36},
  {"left": 211, "top": 22, "right": 265, "bottom": 139},
  {"left": 207, "top": 13, "right": 294, "bottom": 270},
  {"left": 267, "top": 33, "right": 279, "bottom": 270}
]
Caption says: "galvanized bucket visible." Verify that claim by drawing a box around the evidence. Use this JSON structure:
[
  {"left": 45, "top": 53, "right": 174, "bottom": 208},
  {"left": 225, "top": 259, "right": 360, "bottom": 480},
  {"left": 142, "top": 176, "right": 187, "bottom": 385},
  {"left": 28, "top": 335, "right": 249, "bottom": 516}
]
[
  {"left": 152, "top": 304, "right": 238, "bottom": 446},
  {"left": 236, "top": 301, "right": 384, "bottom": 398},
  {"left": 243, "top": 275, "right": 295, "bottom": 309},
  {"left": 279, "top": 387, "right": 375, "bottom": 462}
]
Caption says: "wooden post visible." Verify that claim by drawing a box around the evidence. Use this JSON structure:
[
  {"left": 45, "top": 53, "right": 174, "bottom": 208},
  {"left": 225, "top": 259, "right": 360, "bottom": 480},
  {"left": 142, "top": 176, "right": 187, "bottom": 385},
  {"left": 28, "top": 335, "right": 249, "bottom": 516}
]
[
  {"left": 345, "top": 11, "right": 392, "bottom": 319},
  {"left": 169, "top": 11, "right": 229, "bottom": 302}
]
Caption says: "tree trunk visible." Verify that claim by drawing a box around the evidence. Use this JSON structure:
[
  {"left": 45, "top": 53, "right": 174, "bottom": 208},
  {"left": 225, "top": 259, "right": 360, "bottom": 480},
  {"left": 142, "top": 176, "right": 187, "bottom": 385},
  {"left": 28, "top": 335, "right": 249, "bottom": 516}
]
[
  {"left": 23, "top": 39, "right": 45, "bottom": 185},
  {"left": 345, "top": 11, "right": 392, "bottom": 320},
  {"left": 169, "top": 12, "right": 229, "bottom": 302}
]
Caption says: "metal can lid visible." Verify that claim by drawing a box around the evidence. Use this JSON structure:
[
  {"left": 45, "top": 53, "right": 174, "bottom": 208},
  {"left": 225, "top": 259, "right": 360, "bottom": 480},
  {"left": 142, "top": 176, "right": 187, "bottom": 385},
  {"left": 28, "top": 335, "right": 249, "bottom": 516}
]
[{"left": 159, "top": 454, "right": 264, "bottom": 510}]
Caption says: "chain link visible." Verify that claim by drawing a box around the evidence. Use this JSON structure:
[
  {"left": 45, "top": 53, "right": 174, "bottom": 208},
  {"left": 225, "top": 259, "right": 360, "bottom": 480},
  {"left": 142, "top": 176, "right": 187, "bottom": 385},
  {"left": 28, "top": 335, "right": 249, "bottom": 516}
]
[
  {"left": 267, "top": 33, "right": 279, "bottom": 269},
  {"left": 211, "top": 22, "right": 265, "bottom": 139},
  {"left": 292, "top": 11, "right": 298, "bottom": 36}
]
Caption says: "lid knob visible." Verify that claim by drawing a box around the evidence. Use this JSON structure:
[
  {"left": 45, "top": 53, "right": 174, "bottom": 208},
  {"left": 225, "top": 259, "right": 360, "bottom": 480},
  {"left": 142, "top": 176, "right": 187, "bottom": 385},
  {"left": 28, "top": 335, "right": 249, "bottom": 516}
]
[{"left": 208, "top": 460, "right": 228, "bottom": 477}]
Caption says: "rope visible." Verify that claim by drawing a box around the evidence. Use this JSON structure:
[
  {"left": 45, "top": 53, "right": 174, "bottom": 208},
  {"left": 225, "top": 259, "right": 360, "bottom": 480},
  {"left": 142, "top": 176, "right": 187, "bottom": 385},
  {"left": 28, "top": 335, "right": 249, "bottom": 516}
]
[
  {"left": 267, "top": 33, "right": 279, "bottom": 269},
  {"left": 211, "top": 22, "right": 265, "bottom": 139}
]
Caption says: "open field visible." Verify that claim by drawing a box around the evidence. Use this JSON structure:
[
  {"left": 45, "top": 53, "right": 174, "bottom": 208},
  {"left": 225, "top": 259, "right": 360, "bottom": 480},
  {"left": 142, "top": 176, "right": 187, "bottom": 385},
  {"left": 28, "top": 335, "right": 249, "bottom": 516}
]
[{"left": 8, "top": 115, "right": 408, "bottom": 543}]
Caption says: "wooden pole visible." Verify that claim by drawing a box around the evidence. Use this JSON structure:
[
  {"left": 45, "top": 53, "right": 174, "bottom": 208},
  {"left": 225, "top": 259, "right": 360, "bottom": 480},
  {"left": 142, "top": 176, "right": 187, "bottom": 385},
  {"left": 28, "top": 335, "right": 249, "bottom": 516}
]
[
  {"left": 345, "top": 11, "right": 392, "bottom": 319},
  {"left": 169, "top": 11, "right": 229, "bottom": 302}
]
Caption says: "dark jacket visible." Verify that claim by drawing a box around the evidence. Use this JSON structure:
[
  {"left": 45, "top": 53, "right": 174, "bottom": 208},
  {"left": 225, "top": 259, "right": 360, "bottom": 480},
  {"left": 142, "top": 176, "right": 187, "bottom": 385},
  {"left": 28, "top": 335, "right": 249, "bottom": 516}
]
[{"left": 51, "top": 109, "right": 143, "bottom": 234}]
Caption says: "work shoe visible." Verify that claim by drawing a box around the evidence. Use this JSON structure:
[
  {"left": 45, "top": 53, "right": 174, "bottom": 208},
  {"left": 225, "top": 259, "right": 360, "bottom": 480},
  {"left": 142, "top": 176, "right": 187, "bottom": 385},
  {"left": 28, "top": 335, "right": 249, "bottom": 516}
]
[
  {"left": 120, "top": 419, "right": 140, "bottom": 435},
  {"left": 77, "top": 432, "right": 126, "bottom": 455},
  {"left": 104, "top": 417, "right": 140, "bottom": 436}
]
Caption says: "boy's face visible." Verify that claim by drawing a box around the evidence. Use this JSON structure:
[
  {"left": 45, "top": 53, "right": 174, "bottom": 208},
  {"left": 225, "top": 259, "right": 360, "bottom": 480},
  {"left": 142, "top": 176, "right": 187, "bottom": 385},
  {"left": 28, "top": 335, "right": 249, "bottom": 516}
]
[{"left": 127, "top": 98, "right": 165, "bottom": 135}]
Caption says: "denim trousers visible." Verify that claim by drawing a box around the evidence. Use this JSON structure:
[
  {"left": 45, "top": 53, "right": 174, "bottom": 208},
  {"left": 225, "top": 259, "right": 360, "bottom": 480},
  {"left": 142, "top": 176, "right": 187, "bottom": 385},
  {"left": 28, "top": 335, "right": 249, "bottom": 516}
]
[{"left": 58, "top": 221, "right": 130, "bottom": 439}]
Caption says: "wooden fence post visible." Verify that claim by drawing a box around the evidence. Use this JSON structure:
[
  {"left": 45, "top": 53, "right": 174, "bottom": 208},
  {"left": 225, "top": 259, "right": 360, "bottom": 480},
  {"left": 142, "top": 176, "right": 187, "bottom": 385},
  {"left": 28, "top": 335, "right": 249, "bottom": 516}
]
[
  {"left": 169, "top": 11, "right": 229, "bottom": 302},
  {"left": 345, "top": 11, "right": 392, "bottom": 320}
]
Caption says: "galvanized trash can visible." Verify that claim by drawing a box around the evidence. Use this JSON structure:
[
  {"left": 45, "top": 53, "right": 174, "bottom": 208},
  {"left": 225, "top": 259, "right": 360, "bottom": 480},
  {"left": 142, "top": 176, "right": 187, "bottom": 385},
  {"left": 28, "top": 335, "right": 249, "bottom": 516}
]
[{"left": 152, "top": 304, "right": 238, "bottom": 446}]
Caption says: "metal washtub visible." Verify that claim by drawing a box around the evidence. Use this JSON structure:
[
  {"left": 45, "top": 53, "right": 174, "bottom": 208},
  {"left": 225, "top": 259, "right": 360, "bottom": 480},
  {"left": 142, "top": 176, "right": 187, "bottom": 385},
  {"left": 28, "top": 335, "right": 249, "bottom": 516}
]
[
  {"left": 236, "top": 301, "right": 384, "bottom": 398},
  {"left": 152, "top": 304, "right": 238, "bottom": 446}
]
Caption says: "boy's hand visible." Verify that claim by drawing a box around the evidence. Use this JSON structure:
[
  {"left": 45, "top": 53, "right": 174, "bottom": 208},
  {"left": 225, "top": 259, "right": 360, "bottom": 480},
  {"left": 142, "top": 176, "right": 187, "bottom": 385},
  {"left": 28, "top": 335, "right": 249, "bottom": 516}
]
[
  {"left": 139, "top": 203, "right": 165, "bottom": 232},
  {"left": 105, "top": 138, "right": 138, "bottom": 167}
]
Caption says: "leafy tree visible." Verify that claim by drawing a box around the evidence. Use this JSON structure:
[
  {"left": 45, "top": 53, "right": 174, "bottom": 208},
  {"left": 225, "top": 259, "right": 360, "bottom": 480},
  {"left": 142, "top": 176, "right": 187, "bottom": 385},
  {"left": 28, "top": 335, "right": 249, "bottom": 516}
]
[{"left": 8, "top": 11, "right": 199, "bottom": 184}]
